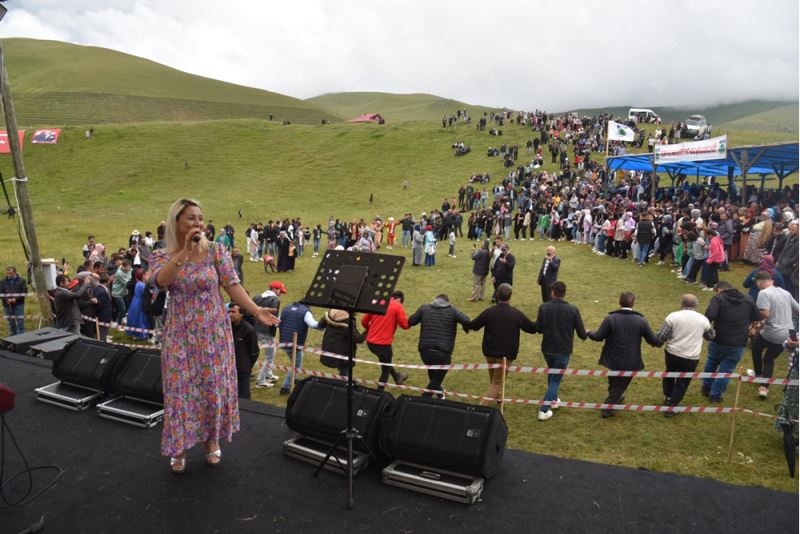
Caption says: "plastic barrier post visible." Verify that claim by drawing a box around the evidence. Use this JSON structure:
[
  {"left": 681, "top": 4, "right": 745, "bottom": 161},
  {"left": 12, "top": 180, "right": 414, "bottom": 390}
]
[
  {"left": 500, "top": 357, "right": 507, "bottom": 415},
  {"left": 727, "top": 374, "right": 743, "bottom": 462},
  {"left": 290, "top": 332, "right": 298, "bottom": 393}
]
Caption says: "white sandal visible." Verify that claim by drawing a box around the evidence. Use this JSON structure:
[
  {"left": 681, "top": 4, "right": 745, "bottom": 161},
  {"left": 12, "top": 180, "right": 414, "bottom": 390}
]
[
  {"left": 205, "top": 448, "right": 222, "bottom": 466},
  {"left": 170, "top": 456, "right": 186, "bottom": 474}
]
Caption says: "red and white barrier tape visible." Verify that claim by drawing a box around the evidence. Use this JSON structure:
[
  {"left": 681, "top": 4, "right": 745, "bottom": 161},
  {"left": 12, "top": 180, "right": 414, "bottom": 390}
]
[
  {"left": 2, "top": 315, "right": 47, "bottom": 320},
  {"left": 264, "top": 363, "right": 773, "bottom": 415},
  {"left": 0, "top": 293, "right": 35, "bottom": 298},
  {"left": 275, "top": 343, "right": 799, "bottom": 384}
]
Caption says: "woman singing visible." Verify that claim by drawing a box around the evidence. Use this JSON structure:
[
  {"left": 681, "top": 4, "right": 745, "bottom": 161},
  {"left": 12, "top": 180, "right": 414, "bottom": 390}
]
[{"left": 150, "top": 198, "right": 279, "bottom": 474}]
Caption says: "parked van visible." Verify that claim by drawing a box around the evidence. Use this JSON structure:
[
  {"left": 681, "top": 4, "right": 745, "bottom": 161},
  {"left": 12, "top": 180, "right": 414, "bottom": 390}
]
[{"left": 627, "top": 108, "right": 660, "bottom": 124}]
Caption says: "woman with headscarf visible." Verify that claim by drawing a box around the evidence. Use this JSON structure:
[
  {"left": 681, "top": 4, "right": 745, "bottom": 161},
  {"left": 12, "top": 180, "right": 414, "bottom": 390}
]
[
  {"left": 743, "top": 255, "right": 786, "bottom": 301},
  {"left": 276, "top": 231, "right": 292, "bottom": 272},
  {"left": 411, "top": 224, "right": 424, "bottom": 266},
  {"left": 743, "top": 210, "right": 773, "bottom": 263},
  {"left": 88, "top": 243, "right": 107, "bottom": 265},
  {"left": 125, "top": 268, "right": 150, "bottom": 340},
  {"left": 424, "top": 225, "right": 437, "bottom": 267}
]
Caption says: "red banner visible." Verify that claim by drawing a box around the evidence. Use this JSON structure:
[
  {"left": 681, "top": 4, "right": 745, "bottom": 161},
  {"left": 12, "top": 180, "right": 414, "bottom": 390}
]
[
  {"left": 32, "top": 128, "right": 61, "bottom": 144},
  {"left": 0, "top": 130, "right": 25, "bottom": 154}
]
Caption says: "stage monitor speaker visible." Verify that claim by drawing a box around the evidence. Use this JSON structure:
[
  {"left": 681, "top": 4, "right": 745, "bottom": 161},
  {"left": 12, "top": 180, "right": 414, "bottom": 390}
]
[
  {"left": 1, "top": 327, "right": 74, "bottom": 355},
  {"left": 380, "top": 395, "right": 508, "bottom": 478},
  {"left": 51, "top": 338, "right": 130, "bottom": 392},
  {"left": 285, "top": 377, "right": 394, "bottom": 454},
  {"left": 110, "top": 348, "right": 163, "bottom": 404}
]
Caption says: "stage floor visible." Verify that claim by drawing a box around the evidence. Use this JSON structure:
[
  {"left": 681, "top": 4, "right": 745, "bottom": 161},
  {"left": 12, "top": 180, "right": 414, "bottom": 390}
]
[{"left": 1, "top": 350, "right": 796, "bottom": 534}]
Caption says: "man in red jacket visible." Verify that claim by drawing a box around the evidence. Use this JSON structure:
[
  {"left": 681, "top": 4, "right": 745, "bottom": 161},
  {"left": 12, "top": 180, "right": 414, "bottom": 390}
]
[{"left": 361, "top": 290, "right": 410, "bottom": 390}]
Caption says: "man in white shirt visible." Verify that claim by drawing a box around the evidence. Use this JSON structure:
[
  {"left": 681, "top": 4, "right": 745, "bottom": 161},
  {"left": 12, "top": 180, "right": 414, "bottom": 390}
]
[
  {"left": 752, "top": 271, "right": 799, "bottom": 398},
  {"left": 656, "top": 294, "right": 712, "bottom": 416}
]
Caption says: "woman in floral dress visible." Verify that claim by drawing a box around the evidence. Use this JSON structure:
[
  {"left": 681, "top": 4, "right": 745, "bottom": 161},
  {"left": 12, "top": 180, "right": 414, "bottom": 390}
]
[{"left": 151, "top": 199, "right": 278, "bottom": 474}]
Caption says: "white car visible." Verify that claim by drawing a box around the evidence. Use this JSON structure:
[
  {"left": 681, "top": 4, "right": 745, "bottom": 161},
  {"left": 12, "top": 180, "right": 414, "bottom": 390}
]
[{"left": 684, "top": 115, "right": 711, "bottom": 138}]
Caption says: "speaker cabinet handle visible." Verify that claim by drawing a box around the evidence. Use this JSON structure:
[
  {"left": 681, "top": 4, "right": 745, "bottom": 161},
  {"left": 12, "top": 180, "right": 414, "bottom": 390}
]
[{"left": 420, "top": 471, "right": 441, "bottom": 480}]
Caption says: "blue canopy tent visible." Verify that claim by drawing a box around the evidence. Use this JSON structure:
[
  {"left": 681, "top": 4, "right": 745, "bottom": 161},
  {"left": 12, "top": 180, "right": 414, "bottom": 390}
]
[{"left": 606, "top": 142, "right": 799, "bottom": 194}]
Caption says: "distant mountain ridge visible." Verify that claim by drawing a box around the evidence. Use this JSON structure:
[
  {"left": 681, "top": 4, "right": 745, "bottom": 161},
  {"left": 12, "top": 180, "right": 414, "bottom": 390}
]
[
  {"left": 566, "top": 100, "right": 798, "bottom": 131},
  {"left": 1, "top": 38, "right": 340, "bottom": 125},
  {"left": 306, "top": 92, "right": 502, "bottom": 123}
]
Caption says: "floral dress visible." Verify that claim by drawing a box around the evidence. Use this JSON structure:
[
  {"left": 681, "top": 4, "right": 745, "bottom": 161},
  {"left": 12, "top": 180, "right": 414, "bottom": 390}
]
[{"left": 150, "top": 243, "right": 240, "bottom": 456}]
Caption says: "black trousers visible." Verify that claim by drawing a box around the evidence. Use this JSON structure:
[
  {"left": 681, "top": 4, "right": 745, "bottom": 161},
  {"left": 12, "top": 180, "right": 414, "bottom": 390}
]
[
  {"left": 368, "top": 342, "right": 401, "bottom": 390},
  {"left": 751, "top": 334, "right": 784, "bottom": 383},
  {"left": 420, "top": 349, "right": 450, "bottom": 397},
  {"left": 237, "top": 371, "right": 251, "bottom": 399},
  {"left": 540, "top": 283, "right": 551, "bottom": 304},
  {"left": 662, "top": 351, "right": 698, "bottom": 406},
  {"left": 604, "top": 376, "right": 633, "bottom": 405}
]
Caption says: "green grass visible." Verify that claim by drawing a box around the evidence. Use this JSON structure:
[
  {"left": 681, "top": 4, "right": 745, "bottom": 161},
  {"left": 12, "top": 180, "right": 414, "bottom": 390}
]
[
  {"left": 2, "top": 38, "right": 340, "bottom": 125},
  {"left": 0, "top": 114, "right": 797, "bottom": 494},
  {"left": 307, "top": 91, "right": 501, "bottom": 123}
]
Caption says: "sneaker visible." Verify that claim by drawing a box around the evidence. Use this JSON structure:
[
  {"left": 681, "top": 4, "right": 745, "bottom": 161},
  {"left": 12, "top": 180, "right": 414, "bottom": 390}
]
[
  {"left": 657, "top": 261, "right": 665, "bottom": 265},
  {"left": 709, "top": 396, "right": 723, "bottom": 404},
  {"left": 664, "top": 410, "right": 677, "bottom": 418},
  {"left": 279, "top": 387, "right": 291, "bottom": 396},
  {"left": 268, "top": 374, "right": 280, "bottom": 382},
  {"left": 758, "top": 386, "right": 768, "bottom": 399},
  {"left": 255, "top": 382, "right": 274, "bottom": 388},
  {"left": 745, "top": 369, "right": 755, "bottom": 377},
  {"left": 538, "top": 409, "right": 554, "bottom": 421},
  {"left": 550, "top": 398, "right": 561, "bottom": 410},
  {"left": 600, "top": 409, "right": 615, "bottom": 418}
]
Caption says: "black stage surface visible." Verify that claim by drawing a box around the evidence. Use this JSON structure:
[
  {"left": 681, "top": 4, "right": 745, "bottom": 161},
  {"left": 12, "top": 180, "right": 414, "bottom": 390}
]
[{"left": 1, "top": 350, "right": 797, "bottom": 534}]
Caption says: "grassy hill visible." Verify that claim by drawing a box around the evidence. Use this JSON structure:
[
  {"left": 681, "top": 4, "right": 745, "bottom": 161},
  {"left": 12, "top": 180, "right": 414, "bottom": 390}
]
[
  {"left": 307, "top": 91, "right": 501, "bottom": 123},
  {"left": 1, "top": 38, "right": 341, "bottom": 125}
]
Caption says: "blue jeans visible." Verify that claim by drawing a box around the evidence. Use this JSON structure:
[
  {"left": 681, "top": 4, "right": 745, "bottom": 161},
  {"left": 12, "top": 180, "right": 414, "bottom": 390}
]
[
  {"left": 313, "top": 238, "right": 320, "bottom": 254},
  {"left": 597, "top": 234, "right": 607, "bottom": 253},
  {"left": 636, "top": 242, "right": 650, "bottom": 264},
  {"left": 112, "top": 295, "right": 127, "bottom": 324},
  {"left": 542, "top": 354, "right": 569, "bottom": 413},
  {"left": 281, "top": 348, "right": 304, "bottom": 390},
  {"left": 402, "top": 230, "right": 411, "bottom": 247},
  {"left": 701, "top": 342, "right": 744, "bottom": 400},
  {"left": 3, "top": 302, "right": 24, "bottom": 335}
]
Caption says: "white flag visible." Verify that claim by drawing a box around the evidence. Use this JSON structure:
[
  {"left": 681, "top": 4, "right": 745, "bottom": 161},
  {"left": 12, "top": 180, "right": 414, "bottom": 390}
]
[{"left": 608, "top": 121, "right": 635, "bottom": 142}]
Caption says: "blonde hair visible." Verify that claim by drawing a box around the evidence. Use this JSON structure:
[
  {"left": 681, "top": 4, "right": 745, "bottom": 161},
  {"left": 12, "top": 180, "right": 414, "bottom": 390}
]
[{"left": 165, "top": 198, "right": 209, "bottom": 253}]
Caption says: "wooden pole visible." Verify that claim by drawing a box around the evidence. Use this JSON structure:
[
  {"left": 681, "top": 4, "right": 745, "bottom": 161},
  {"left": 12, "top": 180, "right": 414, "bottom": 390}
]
[
  {"left": 289, "top": 332, "right": 298, "bottom": 393},
  {"left": 727, "top": 373, "right": 743, "bottom": 462},
  {"left": 499, "top": 357, "right": 507, "bottom": 415},
  {"left": 0, "top": 40, "right": 52, "bottom": 326},
  {"left": 95, "top": 316, "right": 101, "bottom": 340}
]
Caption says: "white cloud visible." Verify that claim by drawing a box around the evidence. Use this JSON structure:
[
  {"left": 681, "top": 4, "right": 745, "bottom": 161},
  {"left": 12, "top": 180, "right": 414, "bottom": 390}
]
[{"left": 0, "top": 0, "right": 797, "bottom": 110}]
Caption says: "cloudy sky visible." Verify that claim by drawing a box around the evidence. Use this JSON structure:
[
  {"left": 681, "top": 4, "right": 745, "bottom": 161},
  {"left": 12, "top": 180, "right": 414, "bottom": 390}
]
[{"left": 2, "top": 0, "right": 798, "bottom": 110}]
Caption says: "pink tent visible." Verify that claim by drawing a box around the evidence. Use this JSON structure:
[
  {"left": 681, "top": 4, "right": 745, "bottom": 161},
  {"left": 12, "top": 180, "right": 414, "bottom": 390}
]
[{"left": 346, "top": 113, "right": 385, "bottom": 124}]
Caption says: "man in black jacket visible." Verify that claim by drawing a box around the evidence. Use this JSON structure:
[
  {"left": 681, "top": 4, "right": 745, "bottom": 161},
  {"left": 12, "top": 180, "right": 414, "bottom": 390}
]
[
  {"left": 587, "top": 291, "right": 660, "bottom": 417},
  {"left": 537, "top": 246, "right": 560, "bottom": 303},
  {"left": 700, "top": 281, "right": 761, "bottom": 402},
  {"left": 465, "top": 284, "right": 536, "bottom": 407},
  {"left": 534, "top": 281, "right": 586, "bottom": 420},
  {"left": 469, "top": 240, "right": 491, "bottom": 302},
  {"left": 2, "top": 266, "right": 27, "bottom": 335},
  {"left": 491, "top": 243, "right": 515, "bottom": 303},
  {"left": 408, "top": 294, "right": 471, "bottom": 398}
]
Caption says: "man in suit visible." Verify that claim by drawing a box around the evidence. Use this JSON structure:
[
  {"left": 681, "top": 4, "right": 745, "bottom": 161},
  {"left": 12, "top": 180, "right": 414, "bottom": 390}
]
[{"left": 537, "top": 246, "right": 560, "bottom": 303}]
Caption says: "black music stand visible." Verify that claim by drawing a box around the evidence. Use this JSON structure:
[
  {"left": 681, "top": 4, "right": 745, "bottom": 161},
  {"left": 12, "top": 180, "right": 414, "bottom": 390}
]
[{"left": 300, "top": 250, "right": 404, "bottom": 509}]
